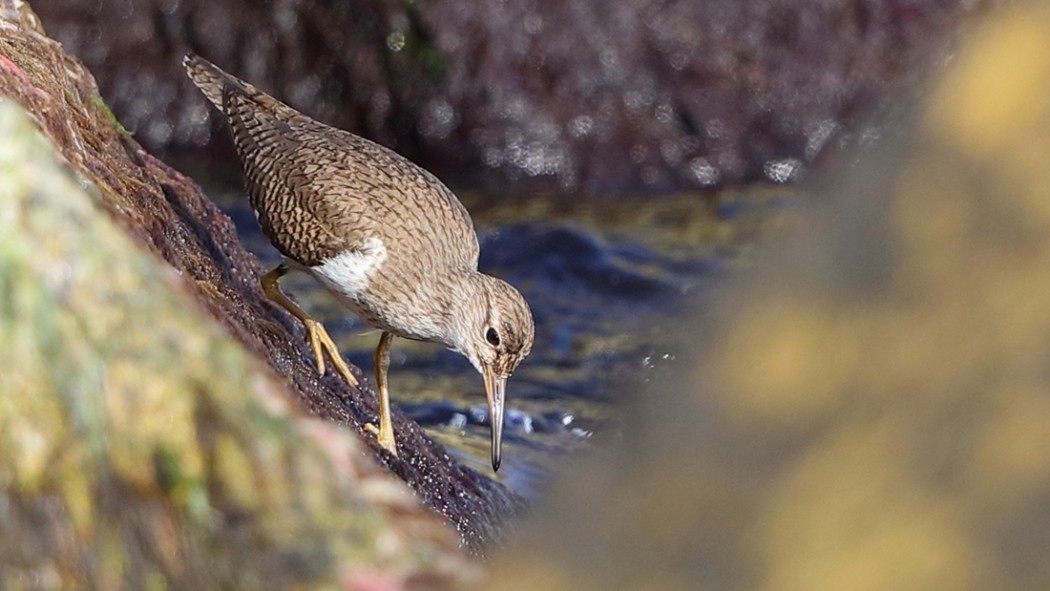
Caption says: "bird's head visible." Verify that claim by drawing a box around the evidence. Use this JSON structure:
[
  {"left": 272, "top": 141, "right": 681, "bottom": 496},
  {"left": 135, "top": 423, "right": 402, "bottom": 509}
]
[{"left": 452, "top": 273, "right": 534, "bottom": 471}]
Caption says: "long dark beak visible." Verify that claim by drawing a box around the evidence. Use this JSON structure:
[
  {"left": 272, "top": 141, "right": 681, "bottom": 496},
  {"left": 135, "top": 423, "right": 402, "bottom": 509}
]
[{"left": 483, "top": 369, "right": 506, "bottom": 471}]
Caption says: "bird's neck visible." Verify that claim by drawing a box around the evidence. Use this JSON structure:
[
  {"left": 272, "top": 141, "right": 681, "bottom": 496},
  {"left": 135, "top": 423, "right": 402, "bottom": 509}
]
[{"left": 441, "top": 270, "right": 488, "bottom": 354}]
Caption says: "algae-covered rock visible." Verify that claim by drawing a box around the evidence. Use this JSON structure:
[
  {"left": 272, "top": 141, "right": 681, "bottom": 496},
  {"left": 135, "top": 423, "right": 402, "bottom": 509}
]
[
  {"left": 0, "top": 0, "right": 522, "bottom": 585},
  {"left": 0, "top": 0, "right": 521, "bottom": 554},
  {"left": 0, "top": 98, "right": 475, "bottom": 588}
]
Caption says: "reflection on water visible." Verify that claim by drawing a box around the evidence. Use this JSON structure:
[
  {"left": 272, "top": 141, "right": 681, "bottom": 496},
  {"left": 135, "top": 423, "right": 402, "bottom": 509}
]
[{"left": 215, "top": 187, "right": 798, "bottom": 496}]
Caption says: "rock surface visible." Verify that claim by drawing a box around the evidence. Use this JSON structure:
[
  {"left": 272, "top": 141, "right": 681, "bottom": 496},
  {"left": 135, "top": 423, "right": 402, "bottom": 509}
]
[
  {"left": 0, "top": 96, "right": 476, "bottom": 589},
  {"left": 0, "top": 0, "right": 519, "bottom": 573},
  {"left": 482, "top": 1, "right": 1050, "bottom": 589},
  {"left": 36, "top": 0, "right": 989, "bottom": 195}
]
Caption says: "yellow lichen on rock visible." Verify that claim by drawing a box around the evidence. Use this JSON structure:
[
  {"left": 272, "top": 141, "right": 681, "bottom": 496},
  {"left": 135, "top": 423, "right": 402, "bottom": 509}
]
[{"left": 0, "top": 97, "right": 467, "bottom": 588}]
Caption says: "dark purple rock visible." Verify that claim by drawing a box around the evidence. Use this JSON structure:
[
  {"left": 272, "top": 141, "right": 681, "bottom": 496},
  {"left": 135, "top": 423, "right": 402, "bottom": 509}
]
[{"left": 36, "top": 0, "right": 989, "bottom": 196}]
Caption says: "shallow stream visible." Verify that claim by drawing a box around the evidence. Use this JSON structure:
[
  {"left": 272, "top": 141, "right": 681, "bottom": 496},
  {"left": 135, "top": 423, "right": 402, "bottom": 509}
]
[{"left": 216, "top": 187, "right": 797, "bottom": 498}]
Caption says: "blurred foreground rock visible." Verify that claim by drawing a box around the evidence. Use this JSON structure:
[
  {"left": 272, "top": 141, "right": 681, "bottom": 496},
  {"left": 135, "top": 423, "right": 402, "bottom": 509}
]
[
  {"left": 0, "top": 98, "right": 474, "bottom": 588},
  {"left": 0, "top": 2, "right": 518, "bottom": 584},
  {"left": 485, "top": 2, "right": 1050, "bottom": 589},
  {"left": 36, "top": 0, "right": 989, "bottom": 195}
]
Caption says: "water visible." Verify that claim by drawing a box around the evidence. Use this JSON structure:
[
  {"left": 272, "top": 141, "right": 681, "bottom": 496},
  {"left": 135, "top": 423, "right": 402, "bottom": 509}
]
[{"left": 215, "top": 187, "right": 798, "bottom": 498}]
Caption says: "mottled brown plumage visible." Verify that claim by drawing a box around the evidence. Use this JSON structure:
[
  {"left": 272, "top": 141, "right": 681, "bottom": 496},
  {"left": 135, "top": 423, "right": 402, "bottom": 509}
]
[{"left": 185, "top": 54, "right": 534, "bottom": 470}]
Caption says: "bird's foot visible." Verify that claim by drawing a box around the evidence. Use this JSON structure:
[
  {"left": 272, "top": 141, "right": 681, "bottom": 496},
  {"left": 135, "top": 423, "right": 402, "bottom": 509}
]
[
  {"left": 365, "top": 422, "right": 398, "bottom": 457},
  {"left": 303, "top": 317, "right": 358, "bottom": 387}
]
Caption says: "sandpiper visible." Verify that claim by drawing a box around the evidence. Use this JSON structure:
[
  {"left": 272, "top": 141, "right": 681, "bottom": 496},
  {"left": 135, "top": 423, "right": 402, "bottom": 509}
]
[{"left": 185, "top": 54, "right": 534, "bottom": 471}]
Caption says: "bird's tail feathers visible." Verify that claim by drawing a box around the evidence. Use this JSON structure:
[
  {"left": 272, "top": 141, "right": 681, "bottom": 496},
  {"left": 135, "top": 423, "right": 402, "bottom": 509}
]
[
  {"left": 184, "top": 53, "right": 297, "bottom": 120},
  {"left": 183, "top": 53, "right": 247, "bottom": 111}
]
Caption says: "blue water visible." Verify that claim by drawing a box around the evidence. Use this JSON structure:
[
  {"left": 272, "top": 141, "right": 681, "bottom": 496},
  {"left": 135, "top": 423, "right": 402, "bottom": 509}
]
[{"left": 217, "top": 188, "right": 795, "bottom": 497}]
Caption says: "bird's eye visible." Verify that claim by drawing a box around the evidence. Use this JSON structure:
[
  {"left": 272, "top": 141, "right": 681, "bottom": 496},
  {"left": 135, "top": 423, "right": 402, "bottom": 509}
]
[{"left": 485, "top": 327, "right": 501, "bottom": 347}]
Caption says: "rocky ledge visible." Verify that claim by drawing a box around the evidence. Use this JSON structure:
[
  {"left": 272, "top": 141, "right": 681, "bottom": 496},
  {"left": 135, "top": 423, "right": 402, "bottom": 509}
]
[{"left": 0, "top": 1, "right": 518, "bottom": 587}]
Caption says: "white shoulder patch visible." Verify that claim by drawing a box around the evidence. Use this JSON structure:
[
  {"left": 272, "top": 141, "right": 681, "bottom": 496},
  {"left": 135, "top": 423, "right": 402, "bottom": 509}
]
[{"left": 310, "top": 237, "right": 387, "bottom": 301}]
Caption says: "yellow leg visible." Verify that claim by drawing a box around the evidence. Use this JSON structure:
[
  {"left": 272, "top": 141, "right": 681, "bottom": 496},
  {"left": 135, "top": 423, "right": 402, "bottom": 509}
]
[
  {"left": 364, "top": 331, "right": 397, "bottom": 456},
  {"left": 261, "top": 264, "right": 358, "bottom": 387}
]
